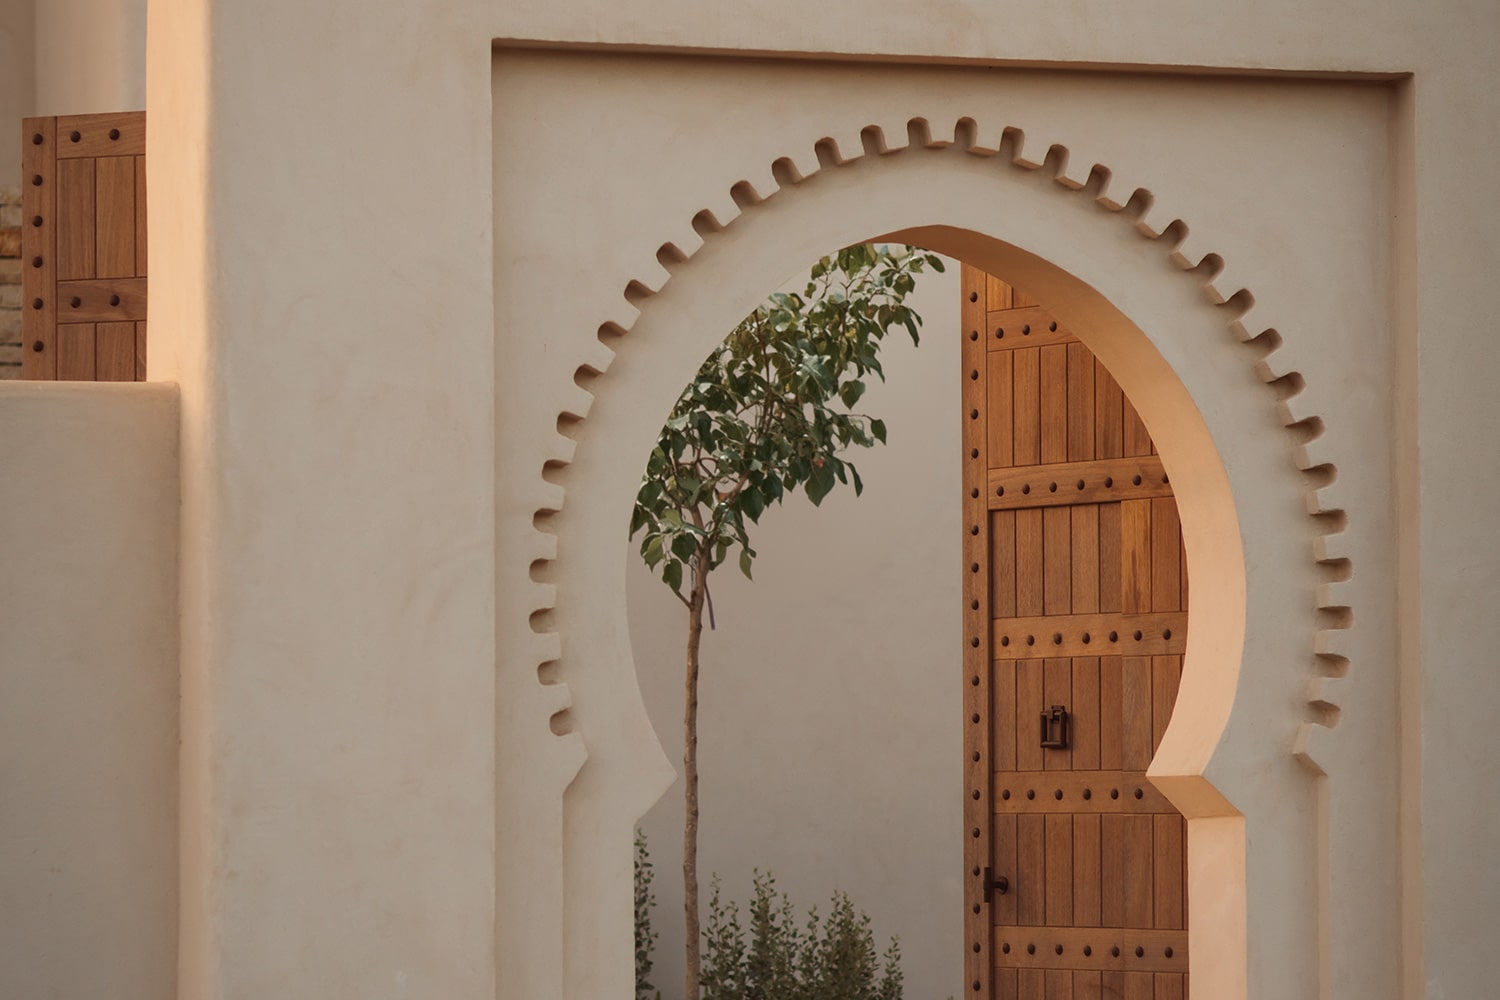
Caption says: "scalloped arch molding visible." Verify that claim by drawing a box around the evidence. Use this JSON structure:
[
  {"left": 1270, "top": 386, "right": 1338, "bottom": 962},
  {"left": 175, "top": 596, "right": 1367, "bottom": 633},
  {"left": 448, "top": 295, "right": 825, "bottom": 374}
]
[{"left": 493, "top": 58, "right": 1392, "bottom": 1000}]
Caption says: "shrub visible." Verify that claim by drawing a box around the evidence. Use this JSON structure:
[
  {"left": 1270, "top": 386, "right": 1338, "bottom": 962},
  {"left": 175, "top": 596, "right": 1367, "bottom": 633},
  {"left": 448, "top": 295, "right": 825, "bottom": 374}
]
[{"left": 636, "top": 830, "right": 660, "bottom": 1000}]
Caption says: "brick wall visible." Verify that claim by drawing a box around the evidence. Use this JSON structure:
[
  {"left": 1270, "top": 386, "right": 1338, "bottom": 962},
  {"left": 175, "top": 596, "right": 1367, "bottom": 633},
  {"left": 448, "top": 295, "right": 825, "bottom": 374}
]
[{"left": 0, "top": 187, "right": 20, "bottom": 378}]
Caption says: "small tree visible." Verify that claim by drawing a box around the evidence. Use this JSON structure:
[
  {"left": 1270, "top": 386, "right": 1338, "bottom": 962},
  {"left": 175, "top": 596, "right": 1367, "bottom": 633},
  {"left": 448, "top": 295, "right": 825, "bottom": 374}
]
[{"left": 630, "top": 243, "right": 943, "bottom": 1000}]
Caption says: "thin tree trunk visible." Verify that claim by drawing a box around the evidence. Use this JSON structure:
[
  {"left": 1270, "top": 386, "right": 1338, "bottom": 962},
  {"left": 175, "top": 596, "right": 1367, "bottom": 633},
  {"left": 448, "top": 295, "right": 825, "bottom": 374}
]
[{"left": 684, "top": 569, "right": 708, "bottom": 1000}]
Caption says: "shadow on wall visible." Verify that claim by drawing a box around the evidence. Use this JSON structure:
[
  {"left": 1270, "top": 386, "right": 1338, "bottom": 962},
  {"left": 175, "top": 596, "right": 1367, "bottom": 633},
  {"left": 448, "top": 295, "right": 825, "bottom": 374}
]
[{"left": 628, "top": 258, "right": 964, "bottom": 1000}]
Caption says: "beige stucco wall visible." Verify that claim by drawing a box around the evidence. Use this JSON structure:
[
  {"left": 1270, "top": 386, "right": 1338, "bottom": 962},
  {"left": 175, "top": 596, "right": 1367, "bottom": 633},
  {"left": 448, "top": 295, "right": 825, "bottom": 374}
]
[
  {"left": 34, "top": 0, "right": 146, "bottom": 115},
  {"left": 0, "top": 382, "right": 178, "bottom": 1000},
  {"left": 0, "top": 0, "right": 1492, "bottom": 997},
  {"left": 630, "top": 262, "right": 963, "bottom": 998}
]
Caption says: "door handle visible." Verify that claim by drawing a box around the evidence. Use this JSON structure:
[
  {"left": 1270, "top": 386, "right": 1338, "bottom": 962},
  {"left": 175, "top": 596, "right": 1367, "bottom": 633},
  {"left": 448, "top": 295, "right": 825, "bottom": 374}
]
[{"left": 983, "top": 866, "right": 1009, "bottom": 902}]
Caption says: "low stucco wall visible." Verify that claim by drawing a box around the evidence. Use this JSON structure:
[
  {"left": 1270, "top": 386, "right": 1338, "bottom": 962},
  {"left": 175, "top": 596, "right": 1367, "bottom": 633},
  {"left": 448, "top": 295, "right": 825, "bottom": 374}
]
[
  {"left": 0, "top": 382, "right": 178, "bottom": 1000},
  {"left": 631, "top": 262, "right": 963, "bottom": 999}
]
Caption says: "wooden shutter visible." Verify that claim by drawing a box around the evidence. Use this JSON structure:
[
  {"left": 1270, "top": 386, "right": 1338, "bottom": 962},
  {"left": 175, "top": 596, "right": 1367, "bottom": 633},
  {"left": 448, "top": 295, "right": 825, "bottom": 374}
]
[
  {"left": 20, "top": 112, "right": 147, "bottom": 381},
  {"left": 963, "top": 264, "right": 1189, "bottom": 1000}
]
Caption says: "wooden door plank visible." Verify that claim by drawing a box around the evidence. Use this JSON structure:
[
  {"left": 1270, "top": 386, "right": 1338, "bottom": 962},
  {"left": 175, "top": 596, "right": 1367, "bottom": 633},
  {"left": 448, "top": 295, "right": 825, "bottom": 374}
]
[
  {"left": 1098, "top": 656, "right": 1124, "bottom": 771},
  {"left": 995, "top": 967, "right": 1020, "bottom": 1000},
  {"left": 1121, "top": 657, "right": 1154, "bottom": 771},
  {"left": 1013, "top": 347, "right": 1041, "bottom": 466},
  {"left": 95, "top": 322, "right": 136, "bottom": 380},
  {"left": 1046, "top": 814, "right": 1075, "bottom": 925},
  {"left": 1120, "top": 500, "right": 1152, "bottom": 615},
  {"left": 989, "top": 307, "right": 1075, "bottom": 351},
  {"left": 1122, "top": 815, "right": 1154, "bottom": 929},
  {"left": 987, "top": 457, "right": 1173, "bottom": 510},
  {"left": 56, "top": 157, "right": 96, "bottom": 280},
  {"left": 993, "top": 927, "right": 1187, "bottom": 973},
  {"left": 1016, "top": 509, "right": 1045, "bottom": 617},
  {"left": 1067, "top": 342, "right": 1096, "bottom": 462},
  {"left": 1150, "top": 656, "right": 1182, "bottom": 755},
  {"left": 1153, "top": 972, "right": 1184, "bottom": 1000},
  {"left": 990, "top": 612, "right": 1188, "bottom": 660},
  {"left": 1046, "top": 969, "right": 1075, "bottom": 1000},
  {"left": 991, "top": 510, "right": 1018, "bottom": 619},
  {"left": 1074, "top": 814, "right": 1102, "bottom": 927},
  {"left": 56, "top": 324, "right": 95, "bottom": 380},
  {"left": 989, "top": 351, "right": 1016, "bottom": 468},
  {"left": 1019, "top": 969, "right": 1047, "bottom": 1000},
  {"left": 991, "top": 772, "right": 1175, "bottom": 815},
  {"left": 1071, "top": 658, "right": 1101, "bottom": 769},
  {"left": 96, "top": 156, "right": 137, "bottom": 278},
  {"left": 1095, "top": 360, "right": 1123, "bottom": 460},
  {"left": 1040, "top": 344, "right": 1069, "bottom": 463},
  {"left": 1123, "top": 971, "right": 1153, "bottom": 1000},
  {"left": 993, "top": 662, "right": 1018, "bottom": 771},
  {"left": 1099, "top": 503, "right": 1122, "bottom": 614},
  {"left": 1017, "top": 814, "right": 1047, "bottom": 926},
  {"left": 1014, "top": 286, "right": 1040, "bottom": 308},
  {"left": 1122, "top": 394, "right": 1152, "bottom": 457},
  {"left": 1044, "top": 507, "right": 1072, "bottom": 615},
  {"left": 1102, "top": 972, "right": 1127, "bottom": 1000},
  {"left": 987, "top": 272, "right": 1012, "bottom": 311},
  {"left": 1043, "top": 658, "right": 1073, "bottom": 771},
  {"left": 55, "top": 112, "right": 145, "bottom": 158},
  {"left": 993, "top": 811, "right": 1020, "bottom": 926},
  {"left": 1071, "top": 505, "right": 1100, "bottom": 614},
  {"left": 134, "top": 154, "right": 147, "bottom": 277},
  {"left": 21, "top": 116, "right": 59, "bottom": 380},
  {"left": 1153, "top": 815, "right": 1185, "bottom": 931},
  {"left": 1016, "top": 660, "right": 1045, "bottom": 771},
  {"left": 1179, "top": 533, "right": 1189, "bottom": 614},
  {"left": 1100, "top": 814, "right": 1124, "bottom": 927},
  {"left": 1149, "top": 498, "right": 1182, "bottom": 613},
  {"left": 1073, "top": 970, "right": 1103, "bottom": 1000},
  {"left": 135, "top": 320, "right": 147, "bottom": 381},
  {"left": 55, "top": 276, "right": 146, "bottom": 322}
]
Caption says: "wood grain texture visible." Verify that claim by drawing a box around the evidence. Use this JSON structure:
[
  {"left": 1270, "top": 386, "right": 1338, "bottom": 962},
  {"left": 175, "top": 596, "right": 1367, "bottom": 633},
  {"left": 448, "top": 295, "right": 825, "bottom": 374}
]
[
  {"left": 95, "top": 322, "right": 137, "bottom": 381},
  {"left": 1070, "top": 658, "right": 1101, "bottom": 770},
  {"left": 1121, "top": 658, "right": 1154, "bottom": 771},
  {"left": 1121, "top": 815, "right": 1154, "bottom": 928},
  {"left": 988, "top": 456, "right": 1171, "bottom": 511},
  {"left": 55, "top": 112, "right": 145, "bottom": 158},
  {"left": 987, "top": 305, "right": 1075, "bottom": 351},
  {"left": 95, "top": 156, "right": 137, "bottom": 278},
  {"left": 992, "top": 927, "right": 1187, "bottom": 973},
  {"left": 56, "top": 157, "right": 96, "bottom": 280},
  {"left": 1150, "top": 498, "right": 1182, "bottom": 613},
  {"left": 1099, "top": 504, "right": 1122, "bottom": 614},
  {"left": 961, "top": 264, "right": 994, "bottom": 996},
  {"left": 1151, "top": 657, "right": 1182, "bottom": 755},
  {"left": 1073, "top": 815, "right": 1102, "bottom": 927},
  {"left": 1071, "top": 505, "right": 1100, "bottom": 615},
  {"left": 56, "top": 324, "right": 95, "bottom": 380},
  {"left": 135, "top": 321, "right": 147, "bottom": 380},
  {"left": 134, "top": 155, "right": 147, "bottom": 277},
  {"left": 1017, "top": 814, "right": 1047, "bottom": 926},
  {"left": 1067, "top": 342, "right": 1096, "bottom": 462},
  {"left": 1120, "top": 500, "right": 1151, "bottom": 615},
  {"left": 55, "top": 277, "right": 146, "bottom": 322},
  {"left": 1098, "top": 657, "right": 1124, "bottom": 771},
  {"left": 21, "top": 116, "right": 58, "bottom": 380},
  {"left": 1122, "top": 394, "right": 1151, "bottom": 458},
  {"left": 1095, "top": 360, "right": 1123, "bottom": 460},
  {"left": 1040, "top": 345, "right": 1070, "bottom": 464},
  {"left": 1153, "top": 815, "right": 1185, "bottom": 931},
  {"left": 1046, "top": 814, "right": 1075, "bottom": 925},
  {"left": 1013, "top": 348, "right": 1041, "bottom": 466},
  {"left": 1043, "top": 658, "right": 1073, "bottom": 771},
  {"left": 1016, "top": 509, "right": 1045, "bottom": 617},
  {"left": 993, "top": 772, "right": 1176, "bottom": 815},
  {"left": 1016, "top": 660, "right": 1045, "bottom": 772},
  {"left": 989, "top": 350, "right": 1016, "bottom": 467},
  {"left": 1043, "top": 507, "right": 1072, "bottom": 615},
  {"left": 992, "top": 510, "right": 1018, "bottom": 619},
  {"left": 993, "top": 663, "right": 1018, "bottom": 771},
  {"left": 991, "top": 612, "right": 1188, "bottom": 659}
]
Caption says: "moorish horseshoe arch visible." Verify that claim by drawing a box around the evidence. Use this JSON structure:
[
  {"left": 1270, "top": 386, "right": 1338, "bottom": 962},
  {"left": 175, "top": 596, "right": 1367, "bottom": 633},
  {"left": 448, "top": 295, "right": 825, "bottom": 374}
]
[{"left": 518, "top": 116, "right": 1354, "bottom": 999}]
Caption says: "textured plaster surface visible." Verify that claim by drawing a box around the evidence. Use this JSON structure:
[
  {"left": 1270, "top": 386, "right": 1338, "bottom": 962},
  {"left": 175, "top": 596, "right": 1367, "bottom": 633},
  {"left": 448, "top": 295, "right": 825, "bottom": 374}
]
[
  {"left": 0, "top": 0, "right": 1491, "bottom": 996},
  {"left": 495, "top": 52, "right": 1393, "bottom": 1000},
  {"left": 0, "top": 382, "right": 179, "bottom": 1000}
]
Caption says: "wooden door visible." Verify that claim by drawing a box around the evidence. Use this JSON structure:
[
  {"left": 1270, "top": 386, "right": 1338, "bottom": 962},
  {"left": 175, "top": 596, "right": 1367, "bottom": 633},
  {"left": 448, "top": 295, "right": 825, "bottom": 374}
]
[
  {"left": 20, "top": 112, "right": 147, "bottom": 381},
  {"left": 961, "top": 264, "right": 1189, "bottom": 1000}
]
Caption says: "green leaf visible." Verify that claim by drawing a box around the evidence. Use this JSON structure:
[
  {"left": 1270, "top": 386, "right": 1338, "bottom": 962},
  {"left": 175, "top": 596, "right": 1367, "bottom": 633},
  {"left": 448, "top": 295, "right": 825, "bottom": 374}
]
[
  {"left": 642, "top": 534, "right": 663, "bottom": 567},
  {"left": 870, "top": 418, "right": 887, "bottom": 444},
  {"left": 738, "top": 549, "right": 754, "bottom": 580},
  {"left": 662, "top": 559, "right": 683, "bottom": 594},
  {"left": 806, "top": 462, "right": 835, "bottom": 506}
]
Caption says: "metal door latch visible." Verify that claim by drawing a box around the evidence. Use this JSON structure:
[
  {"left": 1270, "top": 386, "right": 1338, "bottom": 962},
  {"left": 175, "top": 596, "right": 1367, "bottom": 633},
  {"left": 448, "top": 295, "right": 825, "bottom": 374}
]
[
  {"left": 1040, "top": 705, "right": 1069, "bottom": 749},
  {"left": 983, "top": 866, "right": 1009, "bottom": 902}
]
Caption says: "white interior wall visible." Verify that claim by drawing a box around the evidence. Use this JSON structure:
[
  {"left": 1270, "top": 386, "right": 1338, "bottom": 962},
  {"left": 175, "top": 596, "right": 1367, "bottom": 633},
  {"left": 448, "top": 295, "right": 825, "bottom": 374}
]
[
  {"left": 33, "top": 0, "right": 146, "bottom": 115},
  {"left": 630, "top": 260, "right": 962, "bottom": 999}
]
